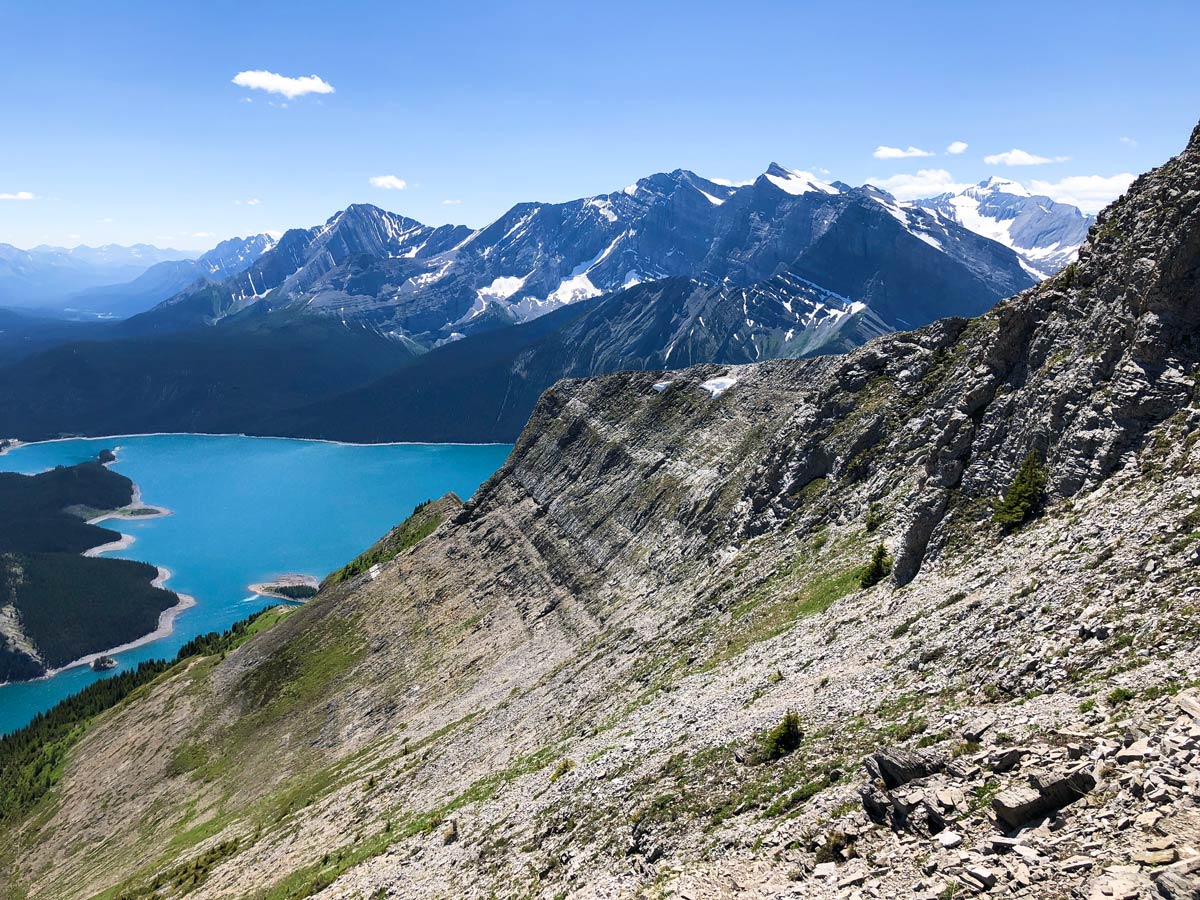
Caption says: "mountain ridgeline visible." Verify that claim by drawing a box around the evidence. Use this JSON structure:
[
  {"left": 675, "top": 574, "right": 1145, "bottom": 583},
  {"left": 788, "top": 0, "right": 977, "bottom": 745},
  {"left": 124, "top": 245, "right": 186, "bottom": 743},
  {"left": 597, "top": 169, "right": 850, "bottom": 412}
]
[
  {"left": 0, "top": 166, "right": 1086, "bottom": 443},
  {"left": 129, "top": 165, "right": 1036, "bottom": 344},
  {"left": 0, "top": 244, "right": 194, "bottom": 311},
  {"left": 3, "top": 123, "right": 1199, "bottom": 899}
]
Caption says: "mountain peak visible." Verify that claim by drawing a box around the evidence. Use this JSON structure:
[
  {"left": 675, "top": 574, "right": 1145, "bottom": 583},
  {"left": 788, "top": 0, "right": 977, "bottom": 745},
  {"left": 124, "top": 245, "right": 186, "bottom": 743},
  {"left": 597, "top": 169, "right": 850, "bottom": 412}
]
[
  {"left": 976, "top": 176, "right": 1031, "bottom": 197},
  {"left": 759, "top": 163, "right": 840, "bottom": 197}
]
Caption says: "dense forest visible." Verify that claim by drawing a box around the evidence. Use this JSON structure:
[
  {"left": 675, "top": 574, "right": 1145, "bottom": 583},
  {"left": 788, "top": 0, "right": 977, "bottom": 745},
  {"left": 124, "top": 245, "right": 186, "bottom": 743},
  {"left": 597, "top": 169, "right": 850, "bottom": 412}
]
[
  {"left": 0, "top": 460, "right": 132, "bottom": 553},
  {"left": 0, "top": 455, "right": 178, "bottom": 681},
  {"left": 1, "top": 553, "right": 176, "bottom": 668}
]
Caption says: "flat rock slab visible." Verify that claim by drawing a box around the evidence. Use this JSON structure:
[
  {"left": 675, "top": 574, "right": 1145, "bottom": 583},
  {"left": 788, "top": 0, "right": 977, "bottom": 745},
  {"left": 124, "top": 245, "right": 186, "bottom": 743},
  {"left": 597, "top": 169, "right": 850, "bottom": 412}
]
[{"left": 993, "top": 767, "right": 1098, "bottom": 831}]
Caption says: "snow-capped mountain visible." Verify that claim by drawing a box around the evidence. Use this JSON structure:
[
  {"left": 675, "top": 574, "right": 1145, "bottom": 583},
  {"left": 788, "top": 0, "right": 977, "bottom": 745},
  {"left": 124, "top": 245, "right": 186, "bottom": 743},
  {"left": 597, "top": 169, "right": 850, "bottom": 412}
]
[
  {"left": 915, "top": 177, "right": 1094, "bottom": 278},
  {"left": 134, "top": 164, "right": 1037, "bottom": 348}
]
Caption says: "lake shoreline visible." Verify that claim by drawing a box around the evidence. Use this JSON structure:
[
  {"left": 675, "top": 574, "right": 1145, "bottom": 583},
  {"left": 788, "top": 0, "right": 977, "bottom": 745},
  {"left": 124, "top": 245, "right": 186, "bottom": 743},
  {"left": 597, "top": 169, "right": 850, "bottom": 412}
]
[
  {"left": 0, "top": 434, "right": 510, "bottom": 732},
  {"left": 44, "top": 567, "right": 197, "bottom": 678},
  {"left": 0, "top": 431, "right": 511, "bottom": 451},
  {"left": 58, "top": 450, "right": 192, "bottom": 677},
  {"left": 248, "top": 573, "right": 320, "bottom": 601},
  {"left": 0, "top": 454, "right": 193, "bottom": 687}
]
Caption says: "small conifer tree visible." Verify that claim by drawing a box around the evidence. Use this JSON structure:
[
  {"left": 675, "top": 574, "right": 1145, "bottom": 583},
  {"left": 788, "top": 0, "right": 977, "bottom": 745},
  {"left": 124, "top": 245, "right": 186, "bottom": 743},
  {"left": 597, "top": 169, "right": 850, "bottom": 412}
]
[
  {"left": 859, "top": 544, "right": 893, "bottom": 588},
  {"left": 759, "top": 709, "right": 803, "bottom": 761},
  {"left": 994, "top": 451, "right": 1047, "bottom": 530}
]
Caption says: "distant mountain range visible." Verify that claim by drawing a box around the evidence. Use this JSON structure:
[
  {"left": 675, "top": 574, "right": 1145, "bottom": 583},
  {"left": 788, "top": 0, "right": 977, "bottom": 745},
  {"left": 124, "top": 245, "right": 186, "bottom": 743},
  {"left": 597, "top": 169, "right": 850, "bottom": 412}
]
[
  {"left": 0, "top": 165, "right": 1098, "bottom": 442},
  {"left": 67, "top": 234, "right": 277, "bottom": 318},
  {"left": 0, "top": 243, "right": 194, "bottom": 310},
  {"left": 130, "top": 165, "right": 1043, "bottom": 352}
]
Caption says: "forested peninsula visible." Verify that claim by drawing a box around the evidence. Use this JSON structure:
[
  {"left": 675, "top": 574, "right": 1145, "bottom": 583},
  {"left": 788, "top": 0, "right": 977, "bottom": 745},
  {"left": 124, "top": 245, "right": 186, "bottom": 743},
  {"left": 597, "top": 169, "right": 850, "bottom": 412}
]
[{"left": 0, "top": 454, "right": 179, "bottom": 682}]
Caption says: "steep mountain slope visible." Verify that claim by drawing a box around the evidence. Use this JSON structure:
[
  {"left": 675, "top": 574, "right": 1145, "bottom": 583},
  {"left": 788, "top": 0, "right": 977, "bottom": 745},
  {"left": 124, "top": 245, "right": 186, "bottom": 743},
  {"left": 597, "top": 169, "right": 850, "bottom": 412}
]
[
  {"left": 0, "top": 313, "right": 417, "bottom": 439},
  {"left": 263, "top": 273, "right": 894, "bottom": 443},
  {"left": 917, "top": 178, "right": 1094, "bottom": 278},
  {"left": 68, "top": 234, "right": 278, "bottom": 318},
  {"left": 0, "top": 243, "right": 193, "bottom": 310},
  {"left": 2, "top": 123, "right": 1197, "bottom": 900}
]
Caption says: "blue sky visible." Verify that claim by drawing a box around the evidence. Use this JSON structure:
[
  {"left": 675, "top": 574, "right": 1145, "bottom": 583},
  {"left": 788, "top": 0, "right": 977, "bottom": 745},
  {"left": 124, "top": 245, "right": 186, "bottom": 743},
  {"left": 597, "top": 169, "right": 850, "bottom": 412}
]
[{"left": 1, "top": 0, "right": 1197, "bottom": 250}]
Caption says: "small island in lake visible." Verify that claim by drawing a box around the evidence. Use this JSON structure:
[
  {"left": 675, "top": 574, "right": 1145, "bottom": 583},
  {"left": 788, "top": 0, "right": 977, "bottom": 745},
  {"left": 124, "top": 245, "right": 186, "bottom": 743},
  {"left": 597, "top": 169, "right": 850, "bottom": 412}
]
[
  {"left": 0, "top": 451, "right": 180, "bottom": 683},
  {"left": 248, "top": 574, "right": 319, "bottom": 601},
  {"left": 90, "top": 655, "right": 117, "bottom": 671}
]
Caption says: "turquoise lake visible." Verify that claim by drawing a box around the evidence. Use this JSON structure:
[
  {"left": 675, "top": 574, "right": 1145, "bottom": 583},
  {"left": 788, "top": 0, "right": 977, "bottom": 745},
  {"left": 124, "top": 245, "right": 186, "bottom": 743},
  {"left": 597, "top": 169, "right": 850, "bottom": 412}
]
[{"left": 0, "top": 434, "right": 511, "bottom": 735}]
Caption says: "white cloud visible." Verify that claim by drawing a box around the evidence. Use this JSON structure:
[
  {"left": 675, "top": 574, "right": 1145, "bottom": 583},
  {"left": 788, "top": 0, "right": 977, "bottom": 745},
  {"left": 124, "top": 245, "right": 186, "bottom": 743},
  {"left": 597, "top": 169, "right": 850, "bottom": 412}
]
[
  {"left": 1027, "top": 173, "right": 1135, "bottom": 213},
  {"left": 231, "top": 70, "right": 335, "bottom": 99},
  {"left": 193, "top": 231, "right": 215, "bottom": 238},
  {"left": 369, "top": 175, "right": 408, "bottom": 191},
  {"left": 946, "top": 141, "right": 968, "bottom": 155},
  {"left": 0, "top": 191, "right": 38, "bottom": 201},
  {"left": 983, "top": 148, "right": 1070, "bottom": 166},
  {"left": 868, "top": 168, "right": 969, "bottom": 201},
  {"left": 873, "top": 145, "right": 934, "bottom": 159},
  {"left": 442, "top": 199, "right": 462, "bottom": 205},
  {"left": 235, "top": 197, "right": 262, "bottom": 206},
  {"left": 1120, "top": 136, "right": 1138, "bottom": 147}
]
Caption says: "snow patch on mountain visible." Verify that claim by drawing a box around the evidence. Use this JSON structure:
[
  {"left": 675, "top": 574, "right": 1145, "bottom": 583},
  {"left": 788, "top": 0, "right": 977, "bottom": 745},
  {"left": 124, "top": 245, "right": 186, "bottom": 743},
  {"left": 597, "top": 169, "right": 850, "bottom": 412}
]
[
  {"left": 763, "top": 163, "right": 840, "bottom": 197},
  {"left": 916, "top": 178, "right": 1094, "bottom": 278},
  {"left": 478, "top": 275, "right": 527, "bottom": 301}
]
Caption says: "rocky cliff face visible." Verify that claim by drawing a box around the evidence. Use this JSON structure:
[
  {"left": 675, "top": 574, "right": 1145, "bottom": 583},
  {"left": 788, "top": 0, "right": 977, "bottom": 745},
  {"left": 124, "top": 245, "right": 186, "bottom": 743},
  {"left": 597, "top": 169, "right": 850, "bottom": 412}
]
[{"left": 3, "top": 125, "right": 1200, "bottom": 900}]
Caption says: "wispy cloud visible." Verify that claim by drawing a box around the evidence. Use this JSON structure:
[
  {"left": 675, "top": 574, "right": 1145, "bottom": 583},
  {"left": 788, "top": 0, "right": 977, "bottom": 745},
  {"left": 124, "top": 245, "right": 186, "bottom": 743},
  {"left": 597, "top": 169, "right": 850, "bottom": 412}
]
[
  {"left": 0, "top": 191, "right": 39, "bottom": 201},
  {"left": 1120, "top": 136, "right": 1138, "bottom": 147},
  {"left": 873, "top": 145, "right": 934, "bottom": 160},
  {"left": 1027, "top": 173, "right": 1135, "bottom": 213},
  {"left": 234, "top": 198, "right": 262, "bottom": 206},
  {"left": 869, "top": 169, "right": 969, "bottom": 200},
  {"left": 232, "top": 70, "right": 335, "bottom": 99},
  {"left": 369, "top": 175, "right": 408, "bottom": 191},
  {"left": 442, "top": 199, "right": 462, "bottom": 205},
  {"left": 946, "top": 141, "right": 968, "bottom": 155},
  {"left": 983, "top": 148, "right": 1070, "bottom": 166},
  {"left": 192, "top": 231, "right": 215, "bottom": 238}
]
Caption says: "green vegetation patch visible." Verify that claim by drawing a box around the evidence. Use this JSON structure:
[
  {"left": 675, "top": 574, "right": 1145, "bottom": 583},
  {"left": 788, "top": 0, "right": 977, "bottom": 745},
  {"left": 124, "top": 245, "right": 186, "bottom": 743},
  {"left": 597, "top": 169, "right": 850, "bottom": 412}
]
[
  {"left": 236, "top": 616, "right": 367, "bottom": 721},
  {"left": 757, "top": 710, "right": 803, "bottom": 762},
  {"left": 859, "top": 544, "right": 893, "bottom": 588},
  {"left": 708, "top": 562, "right": 864, "bottom": 667},
  {"left": 994, "top": 451, "right": 1047, "bottom": 531}
]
